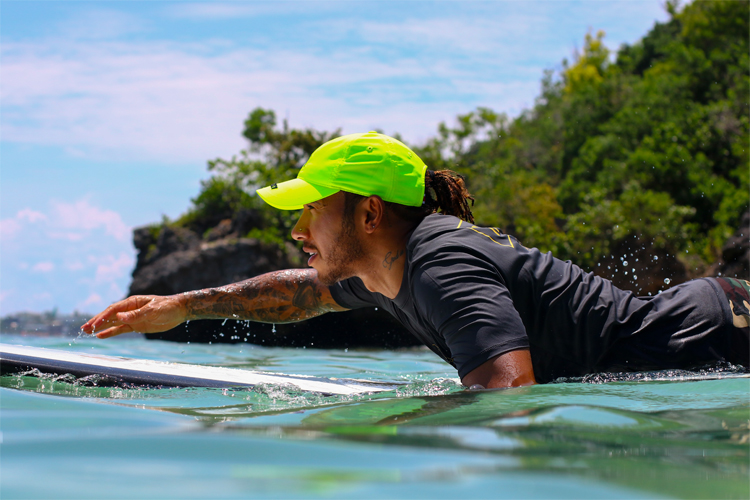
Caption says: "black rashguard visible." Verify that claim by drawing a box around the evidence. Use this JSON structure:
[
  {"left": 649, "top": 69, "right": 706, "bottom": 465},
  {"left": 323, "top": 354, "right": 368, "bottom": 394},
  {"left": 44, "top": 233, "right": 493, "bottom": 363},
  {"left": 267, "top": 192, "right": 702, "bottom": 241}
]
[{"left": 329, "top": 214, "right": 735, "bottom": 383}]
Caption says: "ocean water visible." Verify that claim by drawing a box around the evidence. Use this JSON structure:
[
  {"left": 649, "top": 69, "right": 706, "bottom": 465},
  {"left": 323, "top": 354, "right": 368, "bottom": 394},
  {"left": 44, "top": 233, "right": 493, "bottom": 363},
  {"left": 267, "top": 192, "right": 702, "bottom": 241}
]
[{"left": 1, "top": 333, "right": 748, "bottom": 499}]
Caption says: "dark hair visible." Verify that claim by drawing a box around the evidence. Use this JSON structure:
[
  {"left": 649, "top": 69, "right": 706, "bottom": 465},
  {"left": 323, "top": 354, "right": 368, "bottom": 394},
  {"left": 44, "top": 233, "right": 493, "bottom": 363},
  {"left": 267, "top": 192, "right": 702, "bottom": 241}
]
[{"left": 343, "top": 169, "right": 475, "bottom": 227}]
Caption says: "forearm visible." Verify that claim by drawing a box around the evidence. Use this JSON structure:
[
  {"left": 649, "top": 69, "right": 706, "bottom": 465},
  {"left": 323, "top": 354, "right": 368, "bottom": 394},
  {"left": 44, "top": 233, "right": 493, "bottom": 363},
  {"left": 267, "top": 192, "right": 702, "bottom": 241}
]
[{"left": 180, "top": 269, "right": 344, "bottom": 323}]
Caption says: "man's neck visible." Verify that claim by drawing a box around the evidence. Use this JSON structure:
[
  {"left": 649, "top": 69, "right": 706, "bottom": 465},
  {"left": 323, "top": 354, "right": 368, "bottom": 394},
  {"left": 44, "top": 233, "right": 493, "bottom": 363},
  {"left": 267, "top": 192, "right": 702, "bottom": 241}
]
[{"left": 356, "top": 226, "right": 413, "bottom": 299}]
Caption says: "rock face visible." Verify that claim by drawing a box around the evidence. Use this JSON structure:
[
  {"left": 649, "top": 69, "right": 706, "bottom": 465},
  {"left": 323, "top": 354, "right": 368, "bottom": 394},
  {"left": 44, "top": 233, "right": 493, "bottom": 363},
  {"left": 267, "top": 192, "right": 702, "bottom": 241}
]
[
  {"left": 130, "top": 226, "right": 296, "bottom": 297},
  {"left": 128, "top": 221, "right": 418, "bottom": 348},
  {"left": 590, "top": 212, "right": 750, "bottom": 295},
  {"left": 707, "top": 211, "right": 750, "bottom": 279}
]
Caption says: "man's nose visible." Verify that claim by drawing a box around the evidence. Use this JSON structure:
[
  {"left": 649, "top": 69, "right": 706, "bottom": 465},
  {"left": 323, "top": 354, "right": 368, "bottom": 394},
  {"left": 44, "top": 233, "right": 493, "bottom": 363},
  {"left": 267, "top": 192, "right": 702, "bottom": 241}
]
[{"left": 291, "top": 213, "right": 308, "bottom": 241}]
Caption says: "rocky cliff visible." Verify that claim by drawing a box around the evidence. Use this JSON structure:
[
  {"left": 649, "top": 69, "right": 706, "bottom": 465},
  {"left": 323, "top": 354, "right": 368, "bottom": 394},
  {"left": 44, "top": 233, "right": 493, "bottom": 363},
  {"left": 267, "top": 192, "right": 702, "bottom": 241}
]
[{"left": 706, "top": 211, "right": 750, "bottom": 279}]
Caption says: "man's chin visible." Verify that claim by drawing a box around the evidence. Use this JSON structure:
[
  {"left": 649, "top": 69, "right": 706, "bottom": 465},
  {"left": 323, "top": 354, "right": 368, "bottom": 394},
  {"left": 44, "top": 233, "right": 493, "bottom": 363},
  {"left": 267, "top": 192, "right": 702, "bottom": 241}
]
[
  {"left": 317, "top": 274, "right": 342, "bottom": 287},
  {"left": 316, "top": 268, "right": 354, "bottom": 287}
]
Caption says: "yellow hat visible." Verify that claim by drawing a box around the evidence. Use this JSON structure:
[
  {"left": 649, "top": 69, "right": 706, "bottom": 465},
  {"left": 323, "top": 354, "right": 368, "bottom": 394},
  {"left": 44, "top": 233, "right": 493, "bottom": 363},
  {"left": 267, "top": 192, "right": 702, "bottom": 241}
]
[{"left": 256, "top": 131, "right": 427, "bottom": 210}]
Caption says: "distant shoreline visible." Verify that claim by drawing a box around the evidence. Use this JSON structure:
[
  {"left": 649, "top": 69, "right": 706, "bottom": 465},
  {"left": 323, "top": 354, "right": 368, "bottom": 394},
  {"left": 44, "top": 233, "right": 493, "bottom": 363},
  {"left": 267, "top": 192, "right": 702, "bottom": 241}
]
[{"left": 1, "top": 311, "right": 92, "bottom": 337}]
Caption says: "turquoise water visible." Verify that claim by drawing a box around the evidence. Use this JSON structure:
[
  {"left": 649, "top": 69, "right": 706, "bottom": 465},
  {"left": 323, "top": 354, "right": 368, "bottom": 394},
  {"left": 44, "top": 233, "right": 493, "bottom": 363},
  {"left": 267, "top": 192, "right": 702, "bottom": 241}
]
[{"left": 2, "top": 333, "right": 748, "bottom": 499}]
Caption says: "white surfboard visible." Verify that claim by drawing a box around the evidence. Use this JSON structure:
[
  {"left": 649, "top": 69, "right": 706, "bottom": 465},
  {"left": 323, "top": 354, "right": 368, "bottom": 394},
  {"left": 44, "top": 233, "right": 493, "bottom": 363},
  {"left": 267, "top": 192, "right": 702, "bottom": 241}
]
[{"left": 0, "top": 343, "right": 400, "bottom": 395}]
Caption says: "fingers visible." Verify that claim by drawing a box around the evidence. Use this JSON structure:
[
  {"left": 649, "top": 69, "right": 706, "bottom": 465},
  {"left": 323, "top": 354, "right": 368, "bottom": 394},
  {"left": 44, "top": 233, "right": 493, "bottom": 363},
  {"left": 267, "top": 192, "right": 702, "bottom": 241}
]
[
  {"left": 80, "top": 294, "right": 182, "bottom": 338},
  {"left": 116, "top": 310, "right": 142, "bottom": 324},
  {"left": 81, "top": 296, "right": 153, "bottom": 333},
  {"left": 96, "top": 324, "right": 135, "bottom": 339}
]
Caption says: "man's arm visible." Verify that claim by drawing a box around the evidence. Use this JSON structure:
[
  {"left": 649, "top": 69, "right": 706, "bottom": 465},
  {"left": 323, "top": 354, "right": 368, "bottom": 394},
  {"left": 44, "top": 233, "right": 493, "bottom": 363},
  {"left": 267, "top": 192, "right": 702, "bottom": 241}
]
[
  {"left": 461, "top": 349, "right": 537, "bottom": 389},
  {"left": 81, "top": 269, "right": 346, "bottom": 339}
]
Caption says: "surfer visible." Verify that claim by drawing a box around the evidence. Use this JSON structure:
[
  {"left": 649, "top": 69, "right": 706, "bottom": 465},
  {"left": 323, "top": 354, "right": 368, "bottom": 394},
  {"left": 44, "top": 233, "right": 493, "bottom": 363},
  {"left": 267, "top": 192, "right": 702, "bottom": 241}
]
[{"left": 82, "top": 132, "right": 750, "bottom": 388}]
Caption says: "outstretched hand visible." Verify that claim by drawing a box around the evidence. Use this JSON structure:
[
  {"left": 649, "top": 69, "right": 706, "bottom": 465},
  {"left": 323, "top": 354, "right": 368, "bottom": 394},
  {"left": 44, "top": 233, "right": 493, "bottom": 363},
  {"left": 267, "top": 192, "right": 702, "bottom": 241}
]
[{"left": 81, "top": 295, "right": 186, "bottom": 339}]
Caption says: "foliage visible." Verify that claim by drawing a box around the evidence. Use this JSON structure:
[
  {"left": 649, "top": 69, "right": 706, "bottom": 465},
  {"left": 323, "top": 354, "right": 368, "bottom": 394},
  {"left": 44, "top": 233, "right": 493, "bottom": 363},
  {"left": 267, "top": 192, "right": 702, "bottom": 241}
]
[
  {"left": 174, "top": 108, "right": 340, "bottom": 242},
  {"left": 166, "top": 0, "right": 747, "bottom": 279},
  {"left": 417, "top": 0, "right": 748, "bottom": 273}
]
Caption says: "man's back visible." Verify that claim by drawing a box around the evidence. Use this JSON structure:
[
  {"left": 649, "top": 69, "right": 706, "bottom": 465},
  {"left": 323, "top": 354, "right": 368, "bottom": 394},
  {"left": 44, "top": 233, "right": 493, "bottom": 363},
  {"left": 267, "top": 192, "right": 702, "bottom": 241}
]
[{"left": 331, "top": 214, "right": 732, "bottom": 382}]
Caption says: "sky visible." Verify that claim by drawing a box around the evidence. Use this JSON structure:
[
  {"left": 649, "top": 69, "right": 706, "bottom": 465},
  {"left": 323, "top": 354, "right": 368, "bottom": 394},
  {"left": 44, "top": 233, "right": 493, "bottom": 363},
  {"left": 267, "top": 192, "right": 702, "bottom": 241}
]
[{"left": 0, "top": 0, "right": 670, "bottom": 316}]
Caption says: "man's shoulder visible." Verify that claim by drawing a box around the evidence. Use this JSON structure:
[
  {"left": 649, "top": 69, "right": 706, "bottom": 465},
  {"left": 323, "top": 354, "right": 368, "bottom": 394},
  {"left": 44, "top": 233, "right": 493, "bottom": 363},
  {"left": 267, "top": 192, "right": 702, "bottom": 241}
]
[
  {"left": 409, "top": 214, "right": 523, "bottom": 257},
  {"left": 409, "top": 214, "right": 467, "bottom": 248}
]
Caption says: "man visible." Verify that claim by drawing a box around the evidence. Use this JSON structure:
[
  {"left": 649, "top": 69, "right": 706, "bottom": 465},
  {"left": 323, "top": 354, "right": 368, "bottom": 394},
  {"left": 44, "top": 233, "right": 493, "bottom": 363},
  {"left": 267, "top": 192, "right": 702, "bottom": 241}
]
[{"left": 82, "top": 131, "right": 749, "bottom": 388}]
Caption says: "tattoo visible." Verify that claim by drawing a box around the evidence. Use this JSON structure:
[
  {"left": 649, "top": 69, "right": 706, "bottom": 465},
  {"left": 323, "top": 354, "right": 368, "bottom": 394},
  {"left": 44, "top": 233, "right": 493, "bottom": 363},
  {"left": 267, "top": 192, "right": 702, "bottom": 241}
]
[
  {"left": 382, "top": 249, "right": 404, "bottom": 271},
  {"left": 183, "top": 269, "right": 345, "bottom": 324}
]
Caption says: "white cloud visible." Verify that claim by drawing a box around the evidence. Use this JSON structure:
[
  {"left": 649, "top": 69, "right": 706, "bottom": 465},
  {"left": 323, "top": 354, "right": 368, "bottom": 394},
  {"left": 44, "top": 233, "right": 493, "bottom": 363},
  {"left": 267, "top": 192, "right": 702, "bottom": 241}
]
[
  {"left": 1, "top": 1, "right": 670, "bottom": 168},
  {"left": 79, "top": 293, "right": 103, "bottom": 308},
  {"left": 17, "top": 209, "right": 47, "bottom": 223},
  {"left": 51, "top": 199, "right": 131, "bottom": 241},
  {"left": 0, "top": 218, "right": 23, "bottom": 240},
  {"left": 94, "top": 253, "right": 135, "bottom": 283},
  {"left": 0, "top": 30, "right": 543, "bottom": 163},
  {"left": 48, "top": 231, "right": 86, "bottom": 242},
  {"left": 2, "top": 200, "right": 131, "bottom": 244},
  {"left": 165, "top": 2, "right": 297, "bottom": 19},
  {"left": 32, "top": 261, "right": 55, "bottom": 273}
]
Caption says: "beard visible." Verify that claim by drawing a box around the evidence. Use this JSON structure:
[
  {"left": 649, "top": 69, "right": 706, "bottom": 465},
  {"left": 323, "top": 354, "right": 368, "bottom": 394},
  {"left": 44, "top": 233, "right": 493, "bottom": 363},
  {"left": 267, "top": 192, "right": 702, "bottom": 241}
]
[{"left": 315, "top": 220, "right": 366, "bottom": 286}]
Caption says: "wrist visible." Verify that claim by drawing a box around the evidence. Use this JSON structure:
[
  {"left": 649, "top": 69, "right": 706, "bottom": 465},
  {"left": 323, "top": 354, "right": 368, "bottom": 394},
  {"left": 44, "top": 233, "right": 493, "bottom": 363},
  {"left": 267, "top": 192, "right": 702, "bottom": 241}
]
[{"left": 176, "top": 290, "right": 198, "bottom": 321}]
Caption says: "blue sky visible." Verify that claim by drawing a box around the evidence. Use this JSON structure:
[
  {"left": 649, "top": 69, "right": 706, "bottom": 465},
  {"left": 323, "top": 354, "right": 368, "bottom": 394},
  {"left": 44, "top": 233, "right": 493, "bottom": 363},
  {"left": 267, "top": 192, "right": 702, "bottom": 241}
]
[{"left": 0, "top": 0, "right": 669, "bottom": 315}]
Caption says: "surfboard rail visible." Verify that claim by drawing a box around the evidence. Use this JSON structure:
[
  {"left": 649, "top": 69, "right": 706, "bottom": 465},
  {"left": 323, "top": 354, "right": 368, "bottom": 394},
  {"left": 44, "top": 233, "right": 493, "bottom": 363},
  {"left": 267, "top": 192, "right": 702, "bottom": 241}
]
[{"left": 0, "top": 343, "right": 401, "bottom": 395}]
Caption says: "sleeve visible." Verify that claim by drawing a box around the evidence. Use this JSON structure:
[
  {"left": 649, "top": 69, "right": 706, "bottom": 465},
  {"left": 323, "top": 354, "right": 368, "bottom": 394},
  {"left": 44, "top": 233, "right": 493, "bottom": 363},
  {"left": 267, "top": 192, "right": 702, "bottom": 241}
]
[
  {"left": 328, "top": 277, "right": 380, "bottom": 310},
  {"left": 413, "top": 250, "right": 530, "bottom": 379}
]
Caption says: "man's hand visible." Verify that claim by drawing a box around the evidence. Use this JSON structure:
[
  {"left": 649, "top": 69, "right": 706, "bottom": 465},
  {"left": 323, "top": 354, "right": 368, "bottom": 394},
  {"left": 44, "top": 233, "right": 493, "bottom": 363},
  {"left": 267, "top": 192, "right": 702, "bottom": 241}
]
[{"left": 81, "top": 295, "right": 186, "bottom": 339}]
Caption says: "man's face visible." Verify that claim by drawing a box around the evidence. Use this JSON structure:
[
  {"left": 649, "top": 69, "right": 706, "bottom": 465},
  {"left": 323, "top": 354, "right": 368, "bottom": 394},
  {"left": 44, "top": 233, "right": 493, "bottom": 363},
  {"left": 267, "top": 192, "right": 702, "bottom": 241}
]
[{"left": 291, "top": 192, "right": 365, "bottom": 286}]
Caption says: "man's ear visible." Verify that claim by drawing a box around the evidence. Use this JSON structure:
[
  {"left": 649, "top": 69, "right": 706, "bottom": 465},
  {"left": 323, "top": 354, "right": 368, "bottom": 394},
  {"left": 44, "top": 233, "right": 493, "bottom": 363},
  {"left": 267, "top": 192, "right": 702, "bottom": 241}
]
[{"left": 362, "top": 196, "right": 385, "bottom": 233}]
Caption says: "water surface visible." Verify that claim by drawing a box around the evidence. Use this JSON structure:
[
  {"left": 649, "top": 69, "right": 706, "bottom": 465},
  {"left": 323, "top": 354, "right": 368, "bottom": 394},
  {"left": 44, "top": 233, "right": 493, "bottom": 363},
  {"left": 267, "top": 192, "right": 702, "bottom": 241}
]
[{"left": 2, "top": 333, "right": 748, "bottom": 499}]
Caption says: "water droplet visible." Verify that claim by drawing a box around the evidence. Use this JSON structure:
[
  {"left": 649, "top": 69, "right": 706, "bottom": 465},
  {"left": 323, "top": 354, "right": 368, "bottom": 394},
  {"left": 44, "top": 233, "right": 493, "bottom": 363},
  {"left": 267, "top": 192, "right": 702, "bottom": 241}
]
[
  {"left": 623, "top": 260, "right": 628, "bottom": 266},
  {"left": 664, "top": 278, "right": 671, "bottom": 284}
]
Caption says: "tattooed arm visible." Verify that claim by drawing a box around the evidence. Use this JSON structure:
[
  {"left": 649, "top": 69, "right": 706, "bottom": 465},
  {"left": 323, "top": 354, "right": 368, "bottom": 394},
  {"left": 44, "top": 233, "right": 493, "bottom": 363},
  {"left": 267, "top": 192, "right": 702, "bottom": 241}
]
[{"left": 81, "top": 269, "right": 347, "bottom": 339}]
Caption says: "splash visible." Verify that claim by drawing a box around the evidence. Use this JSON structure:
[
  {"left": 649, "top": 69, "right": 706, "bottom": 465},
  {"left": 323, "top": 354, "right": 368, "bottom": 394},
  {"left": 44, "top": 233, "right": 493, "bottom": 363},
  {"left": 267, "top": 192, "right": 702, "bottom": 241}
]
[{"left": 554, "top": 362, "right": 749, "bottom": 384}]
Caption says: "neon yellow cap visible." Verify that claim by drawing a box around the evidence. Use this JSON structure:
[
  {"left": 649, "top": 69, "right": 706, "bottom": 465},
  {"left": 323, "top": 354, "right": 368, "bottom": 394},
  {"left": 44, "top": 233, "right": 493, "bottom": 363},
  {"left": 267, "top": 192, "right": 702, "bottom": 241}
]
[{"left": 256, "top": 131, "right": 427, "bottom": 210}]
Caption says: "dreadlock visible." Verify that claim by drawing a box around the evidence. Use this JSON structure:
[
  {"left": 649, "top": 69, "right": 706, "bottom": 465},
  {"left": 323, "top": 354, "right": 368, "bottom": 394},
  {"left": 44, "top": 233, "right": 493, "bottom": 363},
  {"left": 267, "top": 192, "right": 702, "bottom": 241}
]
[
  {"left": 423, "top": 170, "right": 475, "bottom": 223},
  {"left": 343, "top": 169, "right": 475, "bottom": 228}
]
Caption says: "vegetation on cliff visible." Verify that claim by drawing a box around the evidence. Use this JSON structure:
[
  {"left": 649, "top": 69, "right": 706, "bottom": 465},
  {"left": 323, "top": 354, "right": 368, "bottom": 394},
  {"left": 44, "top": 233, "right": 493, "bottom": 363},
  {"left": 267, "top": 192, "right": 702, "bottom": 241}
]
[{"left": 148, "top": 1, "right": 748, "bottom": 295}]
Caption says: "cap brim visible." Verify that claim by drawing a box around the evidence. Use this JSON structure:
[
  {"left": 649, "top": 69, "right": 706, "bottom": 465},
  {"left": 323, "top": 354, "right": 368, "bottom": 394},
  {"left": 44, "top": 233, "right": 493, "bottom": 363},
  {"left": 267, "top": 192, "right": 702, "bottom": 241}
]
[{"left": 256, "top": 178, "right": 338, "bottom": 210}]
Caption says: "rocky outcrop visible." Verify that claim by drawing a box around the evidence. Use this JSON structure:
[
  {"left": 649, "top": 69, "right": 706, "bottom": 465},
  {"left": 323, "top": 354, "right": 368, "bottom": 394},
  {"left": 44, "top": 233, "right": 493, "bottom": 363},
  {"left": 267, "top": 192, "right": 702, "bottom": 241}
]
[
  {"left": 128, "top": 219, "right": 418, "bottom": 348},
  {"left": 592, "top": 212, "right": 750, "bottom": 296},
  {"left": 129, "top": 226, "right": 299, "bottom": 297},
  {"left": 706, "top": 211, "right": 750, "bottom": 279}
]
